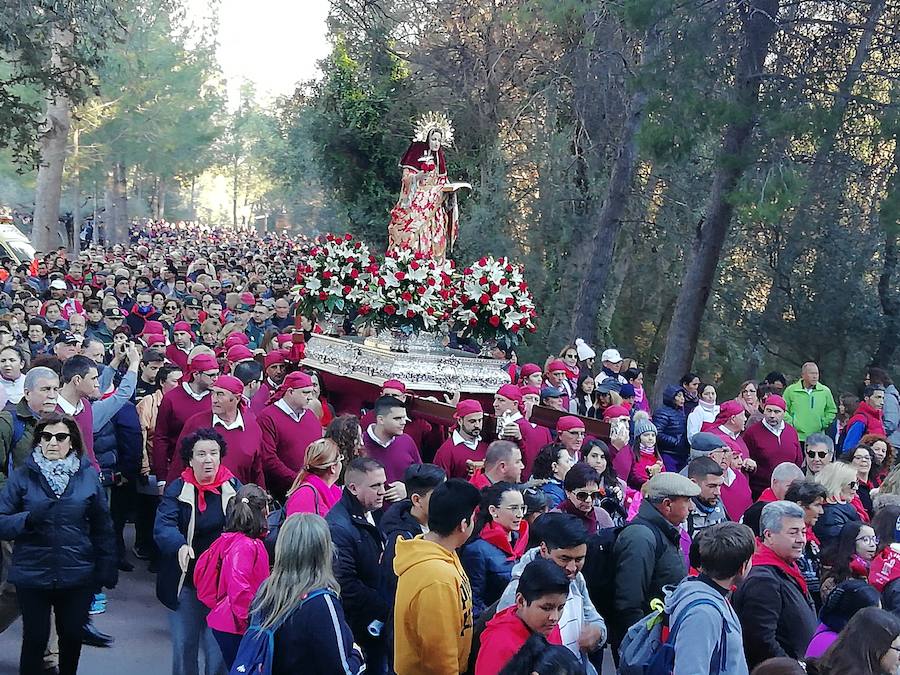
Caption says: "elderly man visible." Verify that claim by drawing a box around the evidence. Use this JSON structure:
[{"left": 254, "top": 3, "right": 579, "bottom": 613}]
[
  {"left": 743, "top": 394, "right": 802, "bottom": 498},
  {"left": 433, "top": 399, "right": 488, "bottom": 479},
  {"left": 733, "top": 501, "right": 817, "bottom": 668},
  {"left": 611, "top": 473, "right": 699, "bottom": 647},
  {"left": 493, "top": 383, "right": 551, "bottom": 479},
  {"left": 599, "top": 348, "right": 626, "bottom": 384},
  {"left": 556, "top": 415, "right": 586, "bottom": 461},
  {"left": 783, "top": 362, "right": 837, "bottom": 442},
  {"left": 803, "top": 432, "right": 834, "bottom": 477},
  {"left": 741, "top": 462, "right": 806, "bottom": 536},
  {"left": 706, "top": 400, "right": 755, "bottom": 470},
  {"left": 173, "top": 374, "right": 264, "bottom": 485},
  {"left": 256, "top": 371, "right": 323, "bottom": 497}
]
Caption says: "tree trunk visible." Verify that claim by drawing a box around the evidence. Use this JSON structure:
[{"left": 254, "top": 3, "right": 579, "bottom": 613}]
[
  {"left": 70, "top": 125, "right": 81, "bottom": 255},
  {"left": 190, "top": 176, "right": 197, "bottom": 221},
  {"left": 232, "top": 154, "right": 239, "bottom": 227},
  {"left": 157, "top": 178, "right": 166, "bottom": 220},
  {"left": 569, "top": 23, "right": 661, "bottom": 341},
  {"left": 107, "top": 161, "right": 127, "bottom": 245},
  {"left": 653, "top": 0, "right": 780, "bottom": 408},
  {"left": 32, "top": 27, "right": 74, "bottom": 255}
]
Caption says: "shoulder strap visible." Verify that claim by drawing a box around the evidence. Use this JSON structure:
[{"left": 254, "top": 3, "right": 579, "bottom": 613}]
[
  {"left": 300, "top": 483, "right": 321, "bottom": 515},
  {"left": 668, "top": 597, "right": 728, "bottom": 672}
]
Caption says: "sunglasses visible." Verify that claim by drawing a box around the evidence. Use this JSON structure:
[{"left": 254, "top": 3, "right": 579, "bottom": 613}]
[
  {"left": 40, "top": 432, "right": 71, "bottom": 443},
  {"left": 848, "top": 481, "right": 860, "bottom": 490},
  {"left": 574, "top": 490, "right": 602, "bottom": 502},
  {"left": 806, "top": 450, "right": 829, "bottom": 459}
]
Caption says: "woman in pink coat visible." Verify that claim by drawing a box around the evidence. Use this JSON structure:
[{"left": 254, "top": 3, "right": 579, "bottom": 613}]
[
  {"left": 196, "top": 484, "right": 271, "bottom": 669},
  {"left": 285, "top": 438, "right": 344, "bottom": 517}
]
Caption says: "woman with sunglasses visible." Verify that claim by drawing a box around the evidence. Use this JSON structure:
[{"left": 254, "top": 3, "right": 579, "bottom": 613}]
[
  {"left": 583, "top": 439, "right": 630, "bottom": 526},
  {"left": 553, "top": 461, "right": 610, "bottom": 533},
  {"left": 0, "top": 413, "right": 116, "bottom": 675},
  {"left": 460, "top": 482, "right": 529, "bottom": 620},
  {"left": 814, "top": 462, "right": 863, "bottom": 546}
]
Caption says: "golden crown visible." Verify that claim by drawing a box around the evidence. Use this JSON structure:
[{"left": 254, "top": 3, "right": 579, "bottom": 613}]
[{"left": 412, "top": 111, "right": 455, "bottom": 146}]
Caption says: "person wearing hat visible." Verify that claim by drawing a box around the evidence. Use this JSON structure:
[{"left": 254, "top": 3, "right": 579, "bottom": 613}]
[
  {"left": 743, "top": 394, "right": 803, "bottom": 499},
  {"left": 611, "top": 472, "right": 700, "bottom": 648},
  {"left": 249, "top": 350, "right": 288, "bottom": 414},
  {"left": 124, "top": 288, "right": 160, "bottom": 336},
  {"left": 151, "top": 353, "right": 219, "bottom": 482},
  {"left": 171, "top": 374, "right": 264, "bottom": 486},
  {"left": 493, "top": 383, "right": 551, "bottom": 480},
  {"left": 540, "top": 385, "right": 565, "bottom": 412},
  {"left": 85, "top": 307, "right": 122, "bottom": 350},
  {"left": 111, "top": 271, "right": 133, "bottom": 311},
  {"left": 518, "top": 363, "right": 543, "bottom": 388},
  {"left": 165, "top": 321, "right": 195, "bottom": 372},
  {"left": 52, "top": 330, "right": 80, "bottom": 362},
  {"left": 556, "top": 416, "right": 586, "bottom": 461},
  {"left": 627, "top": 415, "right": 665, "bottom": 489},
  {"left": 225, "top": 344, "right": 254, "bottom": 368},
  {"left": 433, "top": 400, "right": 488, "bottom": 479},
  {"left": 651, "top": 384, "right": 689, "bottom": 472},
  {"left": 358, "top": 380, "right": 434, "bottom": 454},
  {"left": 543, "top": 360, "right": 572, "bottom": 410},
  {"left": 684, "top": 456, "right": 729, "bottom": 538},
  {"left": 180, "top": 296, "right": 203, "bottom": 335},
  {"left": 599, "top": 348, "right": 626, "bottom": 384},
  {"left": 688, "top": 432, "right": 753, "bottom": 521},
  {"left": 704, "top": 399, "right": 755, "bottom": 472},
  {"left": 256, "top": 371, "right": 323, "bottom": 497},
  {"left": 574, "top": 338, "right": 596, "bottom": 375},
  {"left": 602, "top": 404, "right": 633, "bottom": 479}
]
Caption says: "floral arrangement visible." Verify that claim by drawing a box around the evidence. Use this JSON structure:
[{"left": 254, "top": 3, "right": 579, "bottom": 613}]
[
  {"left": 453, "top": 256, "right": 537, "bottom": 345},
  {"left": 359, "top": 248, "right": 456, "bottom": 332},
  {"left": 294, "top": 233, "right": 375, "bottom": 316}
]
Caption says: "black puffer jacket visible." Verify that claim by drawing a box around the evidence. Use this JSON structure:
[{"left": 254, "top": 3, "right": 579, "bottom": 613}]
[
  {"left": 813, "top": 501, "right": 860, "bottom": 546},
  {"left": 93, "top": 402, "right": 143, "bottom": 479},
  {"left": 652, "top": 385, "right": 688, "bottom": 458},
  {"left": 378, "top": 499, "right": 424, "bottom": 598},
  {"left": 0, "top": 452, "right": 117, "bottom": 590}
]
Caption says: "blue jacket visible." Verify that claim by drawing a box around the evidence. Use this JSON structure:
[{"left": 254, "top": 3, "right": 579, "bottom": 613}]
[
  {"left": 813, "top": 502, "right": 860, "bottom": 546},
  {"left": 325, "top": 490, "right": 390, "bottom": 641},
  {"left": 93, "top": 402, "right": 143, "bottom": 478},
  {"left": 271, "top": 589, "right": 365, "bottom": 675},
  {"left": 653, "top": 385, "right": 688, "bottom": 458},
  {"left": 460, "top": 537, "right": 516, "bottom": 619},
  {"left": 0, "top": 453, "right": 117, "bottom": 590},
  {"left": 539, "top": 479, "right": 566, "bottom": 509},
  {"left": 153, "top": 474, "right": 240, "bottom": 610}
]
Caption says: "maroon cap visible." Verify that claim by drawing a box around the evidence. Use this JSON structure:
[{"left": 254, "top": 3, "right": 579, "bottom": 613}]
[
  {"left": 557, "top": 415, "right": 586, "bottom": 433},
  {"left": 454, "top": 400, "right": 483, "bottom": 419},
  {"left": 212, "top": 374, "right": 244, "bottom": 396}
]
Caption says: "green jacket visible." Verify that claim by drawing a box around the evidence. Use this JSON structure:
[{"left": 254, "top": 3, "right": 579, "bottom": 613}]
[
  {"left": 783, "top": 380, "right": 837, "bottom": 441},
  {"left": 0, "top": 398, "right": 39, "bottom": 491}
]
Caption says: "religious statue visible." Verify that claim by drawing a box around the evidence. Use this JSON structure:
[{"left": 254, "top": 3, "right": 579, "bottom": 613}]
[{"left": 387, "top": 112, "right": 470, "bottom": 261}]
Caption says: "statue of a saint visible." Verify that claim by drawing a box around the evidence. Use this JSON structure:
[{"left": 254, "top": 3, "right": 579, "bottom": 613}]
[{"left": 387, "top": 112, "right": 469, "bottom": 261}]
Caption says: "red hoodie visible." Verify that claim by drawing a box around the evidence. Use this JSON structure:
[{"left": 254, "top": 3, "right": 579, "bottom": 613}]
[{"left": 474, "top": 606, "right": 562, "bottom": 675}]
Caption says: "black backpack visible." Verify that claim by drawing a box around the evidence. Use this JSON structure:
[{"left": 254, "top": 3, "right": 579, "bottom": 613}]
[{"left": 582, "top": 518, "right": 666, "bottom": 622}]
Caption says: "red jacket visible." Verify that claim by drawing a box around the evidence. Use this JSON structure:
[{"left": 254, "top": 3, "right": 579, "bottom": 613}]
[
  {"left": 202, "top": 532, "right": 270, "bottom": 635},
  {"left": 474, "top": 606, "right": 562, "bottom": 675}
]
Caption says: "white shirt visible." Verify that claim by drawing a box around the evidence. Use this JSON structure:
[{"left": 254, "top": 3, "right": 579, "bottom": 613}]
[
  {"left": 452, "top": 429, "right": 481, "bottom": 451},
  {"left": 56, "top": 394, "right": 84, "bottom": 416},
  {"left": 182, "top": 382, "right": 210, "bottom": 401},
  {"left": 366, "top": 424, "right": 394, "bottom": 448},
  {"left": 762, "top": 419, "right": 785, "bottom": 439},
  {"left": 275, "top": 398, "right": 304, "bottom": 423},
  {"left": 213, "top": 410, "right": 244, "bottom": 431},
  {"left": 0, "top": 375, "right": 25, "bottom": 404}
]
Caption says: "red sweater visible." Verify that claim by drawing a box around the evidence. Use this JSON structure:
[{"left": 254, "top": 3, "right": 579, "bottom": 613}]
[
  {"left": 361, "top": 429, "right": 422, "bottom": 484},
  {"left": 164, "top": 344, "right": 190, "bottom": 372},
  {"left": 170, "top": 410, "right": 265, "bottom": 487},
  {"left": 256, "top": 403, "right": 323, "bottom": 494},
  {"left": 151, "top": 386, "right": 212, "bottom": 478},
  {"left": 57, "top": 398, "right": 98, "bottom": 470},
  {"left": 433, "top": 434, "right": 488, "bottom": 479},
  {"left": 248, "top": 379, "right": 275, "bottom": 416},
  {"left": 743, "top": 420, "right": 803, "bottom": 496},
  {"left": 360, "top": 409, "right": 432, "bottom": 451}
]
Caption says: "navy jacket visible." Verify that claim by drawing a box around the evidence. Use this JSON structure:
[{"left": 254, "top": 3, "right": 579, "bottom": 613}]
[
  {"left": 325, "top": 490, "right": 389, "bottom": 641},
  {"left": 153, "top": 474, "right": 241, "bottom": 610},
  {"left": 652, "top": 385, "right": 688, "bottom": 458},
  {"left": 460, "top": 536, "right": 516, "bottom": 619},
  {"left": 378, "top": 499, "right": 424, "bottom": 599},
  {"left": 93, "top": 402, "right": 143, "bottom": 478},
  {"left": 271, "top": 590, "right": 365, "bottom": 675},
  {"left": 0, "top": 453, "right": 117, "bottom": 590},
  {"left": 813, "top": 501, "right": 860, "bottom": 546}
]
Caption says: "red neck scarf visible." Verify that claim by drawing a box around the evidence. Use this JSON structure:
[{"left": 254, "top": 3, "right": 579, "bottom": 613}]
[
  {"left": 752, "top": 543, "right": 809, "bottom": 596},
  {"left": 805, "top": 524, "right": 819, "bottom": 547},
  {"left": 758, "top": 488, "right": 778, "bottom": 503},
  {"left": 181, "top": 465, "right": 234, "bottom": 512},
  {"left": 480, "top": 520, "right": 530, "bottom": 561}
]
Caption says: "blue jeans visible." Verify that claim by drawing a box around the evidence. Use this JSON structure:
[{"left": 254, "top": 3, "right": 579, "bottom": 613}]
[{"left": 169, "top": 586, "right": 226, "bottom": 675}]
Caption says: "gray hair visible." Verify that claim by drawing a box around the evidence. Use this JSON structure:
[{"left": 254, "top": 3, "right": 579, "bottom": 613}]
[
  {"left": 771, "top": 462, "right": 805, "bottom": 487},
  {"left": 24, "top": 366, "right": 59, "bottom": 392},
  {"left": 805, "top": 433, "right": 834, "bottom": 455},
  {"left": 760, "top": 500, "right": 805, "bottom": 535}
]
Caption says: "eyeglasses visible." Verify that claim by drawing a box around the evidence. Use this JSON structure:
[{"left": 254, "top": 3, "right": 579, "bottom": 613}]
[
  {"left": 40, "top": 432, "right": 71, "bottom": 443},
  {"left": 499, "top": 504, "right": 528, "bottom": 516},
  {"left": 806, "top": 450, "right": 829, "bottom": 459},
  {"left": 856, "top": 535, "right": 879, "bottom": 545},
  {"left": 574, "top": 490, "right": 602, "bottom": 502}
]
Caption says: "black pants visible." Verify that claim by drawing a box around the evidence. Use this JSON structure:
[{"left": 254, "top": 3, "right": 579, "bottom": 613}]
[
  {"left": 109, "top": 482, "right": 137, "bottom": 562},
  {"left": 17, "top": 585, "right": 93, "bottom": 675},
  {"left": 134, "top": 492, "right": 159, "bottom": 559}
]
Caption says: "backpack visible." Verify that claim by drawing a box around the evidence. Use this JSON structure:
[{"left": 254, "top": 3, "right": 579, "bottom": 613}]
[
  {"left": 618, "top": 596, "right": 728, "bottom": 675},
  {"left": 229, "top": 588, "right": 331, "bottom": 675},
  {"left": 194, "top": 535, "right": 231, "bottom": 610},
  {"left": 1, "top": 404, "right": 26, "bottom": 476},
  {"left": 582, "top": 518, "right": 666, "bottom": 622},
  {"left": 263, "top": 485, "right": 319, "bottom": 559}
]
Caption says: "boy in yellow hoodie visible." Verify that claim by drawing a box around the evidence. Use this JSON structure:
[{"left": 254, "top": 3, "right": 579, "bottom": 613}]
[{"left": 393, "top": 478, "right": 482, "bottom": 675}]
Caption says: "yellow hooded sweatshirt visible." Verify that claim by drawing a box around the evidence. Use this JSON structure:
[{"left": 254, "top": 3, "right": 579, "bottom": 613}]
[{"left": 393, "top": 534, "right": 473, "bottom": 675}]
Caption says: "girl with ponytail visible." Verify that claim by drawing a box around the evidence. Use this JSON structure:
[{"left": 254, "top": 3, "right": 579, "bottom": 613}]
[{"left": 285, "top": 438, "right": 344, "bottom": 517}]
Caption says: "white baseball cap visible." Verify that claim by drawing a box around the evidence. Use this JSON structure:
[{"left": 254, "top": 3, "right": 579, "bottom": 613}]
[
  {"left": 601, "top": 348, "right": 623, "bottom": 364},
  {"left": 49, "top": 279, "right": 67, "bottom": 290}
]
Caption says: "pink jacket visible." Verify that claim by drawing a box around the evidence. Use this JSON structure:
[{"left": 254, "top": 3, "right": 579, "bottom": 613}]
[
  {"left": 285, "top": 474, "right": 342, "bottom": 517},
  {"left": 205, "top": 532, "right": 270, "bottom": 635}
]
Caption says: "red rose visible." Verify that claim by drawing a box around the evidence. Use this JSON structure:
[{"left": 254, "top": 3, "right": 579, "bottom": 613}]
[
  {"left": 401, "top": 291, "right": 413, "bottom": 302},
  {"left": 490, "top": 284, "right": 500, "bottom": 293},
  {"left": 480, "top": 294, "right": 490, "bottom": 305},
  {"left": 385, "top": 305, "right": 396, "bottom": 315},
  {"left": 406, "top": 309, "right": 415, "bottom": 318},
  {"left": 411, "top": 261, "right": 420, "bottom": 270},
  {"left": 395, "top": 272, "right": 406, "bottom": 281},
  {"left": 378, "top": 277, "right": 386, "bottom": 287},
  {"left": 479, "top": 276, "right": 488, "bottom": 285},
  {"left": 439, "top": 289, "right": 450, "bottom": 299},
  {"left": 427, "top": 278, "right": 436, "bottom": 287},
  {"left": 343, "top": 285, "right": 352, "bottom": 295},
  {"left": 344, "top": 233, "right": 352, "bottom": 241},
  {"left": 318, "top": 291, "right": 328, "bottom": 300},
  {"left": 359, "top": 305, "right": 370, "bottom": 314},
  {"left": 469, "top": 318, "right": 478, "bottom": 326},
  {"left": 529, "top": 326, "right": 537, "bottom": 333},
  {"left": 463, "top": 267, "right": 473, "bottom": 275},
  {"left": 511, "top": 324, "right": 520, "bottom": 333},
  {"left": 426, "top": 307, "right": 435, "bottom": 315},
  {"left": 505, "top": 264, "right": 513, "bottom": 273},
  {"left": 519, "top": 282, "right": 528, "bottom": 291},
  {"left": 322, "top": 271, "right": 332, "bottom": 279},
  {"left": 479, "top": 257, "right": 488, "bottom": 266},
  {"left": 417, "top": 286, "right": 426, "bottom": 294},
  {"left": 354, "top": 242, "right": 362, "bottom": 250},
  {"left": 489, "top": 315, "right": 501, "bottom": 327},
  {"left": 505, "top": 297, "right": 514, "bottom": 306},
  {"left": 350, "top": 269, "right": 359, "bottom": 279},
  {"left": 499, "top": 278, "right": 508, "bottom": 285}
]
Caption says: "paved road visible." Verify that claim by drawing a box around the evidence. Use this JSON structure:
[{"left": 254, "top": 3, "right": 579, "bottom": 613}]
[{"left": 0, "top": 526, "right": 171, "bottom": 675}]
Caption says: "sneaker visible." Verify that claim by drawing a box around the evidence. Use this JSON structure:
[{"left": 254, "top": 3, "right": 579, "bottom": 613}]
[{"left": 88, "top": 598, "right": 106, "bottom": 615}]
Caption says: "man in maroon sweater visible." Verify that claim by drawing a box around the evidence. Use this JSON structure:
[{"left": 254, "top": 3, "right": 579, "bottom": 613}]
[
  {"left": 361, "top": 395, "right": 422, "bottom": 489},
  {"left": 359, "top": 379, "right": 433, "bottom": 451},
  {"left": 151, "top": 353, "right": 218, "bottom": 482},
  {"left": 492, "top": 383, "right": 551, "bottom": 480},
  {"left": 249, "top": 350, "right": 286, "bottom": 414},
  {"left": 56, "top": 354, "right": 103, "bottom": 469},
  {"left": 172, "top": 374, "right": 265, "bottom": 486},
  {"left": 257, "top": 370, "right": 323, "bottom": 496},
  {"left": 433, "top": 399, "right": 488, "bottom": 479},
  {"left": 744, "top": 394, "right": 803, "bottom": 498}
]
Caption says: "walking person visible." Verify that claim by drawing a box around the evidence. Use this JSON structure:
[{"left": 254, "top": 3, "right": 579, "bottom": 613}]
[{"left": 0, "top": 413, "right": 117, "bottom": 675}]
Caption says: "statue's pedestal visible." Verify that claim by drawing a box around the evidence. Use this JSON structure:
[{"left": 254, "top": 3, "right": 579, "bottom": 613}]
[{"left": 303, "top": 334, "right": 510, "bottom": 394}]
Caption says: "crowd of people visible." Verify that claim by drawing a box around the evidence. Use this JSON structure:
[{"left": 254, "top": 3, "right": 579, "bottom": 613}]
[{"left": 0, "top": 221, "right": 898, "bottom": 675}]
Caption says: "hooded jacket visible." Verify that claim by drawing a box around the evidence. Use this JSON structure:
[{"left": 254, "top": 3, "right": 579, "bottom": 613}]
[
  {"left": 665, "top": 577, "right": 749, "bottom": 675},
  {"left": 474, "top": 606, "right": 563, "bottom": 675},
  {"left": 497, "top": 547, "right": 606, "bottom": 672},
  {"left": 393, "top": 535, "right": 473, "bottom": 675},
  {"left": 782, "top": 379, "right": 837, "bottom": 441},
  {"left": 203, "top": 531, "right": 270, "bottom": 634},
  {"left": 842, "top": 400, "right": 886, "bottom": 453},
  {"left": 652, "top": 385, "right": 688, "bottom": 458}
]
